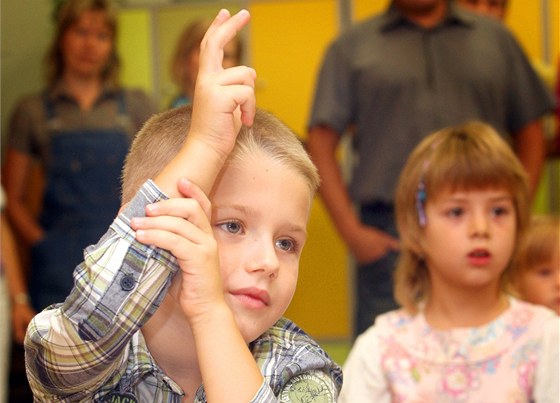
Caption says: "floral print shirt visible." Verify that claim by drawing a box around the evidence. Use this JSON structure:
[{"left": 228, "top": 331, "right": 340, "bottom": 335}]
[{"left": 340, "top": 299, "right": 559, "bottom": 402}]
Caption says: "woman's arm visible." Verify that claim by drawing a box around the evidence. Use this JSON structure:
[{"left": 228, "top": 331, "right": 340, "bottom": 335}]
[{"left": 4, "top": 149, "right": 44, "bottom": 246}]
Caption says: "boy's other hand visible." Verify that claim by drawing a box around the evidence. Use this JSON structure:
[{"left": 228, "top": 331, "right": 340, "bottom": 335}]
[
  {"left": 131, "top": 178, "right": 224, "bottom": 322},
  {"left": 190, "top": 9, "right": 256, "bottom": 164}
]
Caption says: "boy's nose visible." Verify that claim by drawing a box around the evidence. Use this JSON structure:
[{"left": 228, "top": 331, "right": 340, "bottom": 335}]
[{"left": 245, "top": 237, "right": 280, "bottom": 279}]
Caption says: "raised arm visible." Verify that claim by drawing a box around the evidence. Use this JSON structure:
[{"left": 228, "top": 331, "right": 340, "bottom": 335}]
[
  {"left": 512, "top": 119, "right": 545, "bottom": 200},
  {"left": 136, "top": 10, "right": 264, "bottom": 402},
  {"left": 154, "top": 9, "right": 256, "bottom": 197}
]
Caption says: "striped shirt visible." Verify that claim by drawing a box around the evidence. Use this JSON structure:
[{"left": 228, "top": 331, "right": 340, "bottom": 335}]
[{"left": 25, "top": 181, "right": 343, "bottom": 402}]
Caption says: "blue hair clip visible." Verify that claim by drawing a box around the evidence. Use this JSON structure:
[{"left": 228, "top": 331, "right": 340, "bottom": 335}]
[{"left": 416, "top": 179, "right": 427, "bottom": 227}]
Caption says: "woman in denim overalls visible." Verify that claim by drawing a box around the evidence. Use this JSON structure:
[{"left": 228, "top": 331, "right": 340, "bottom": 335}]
[{"left": 4, "top": 0, "right": 156, "bottom": 317}]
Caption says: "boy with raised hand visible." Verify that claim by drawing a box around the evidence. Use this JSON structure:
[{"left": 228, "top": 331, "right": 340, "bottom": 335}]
[{"left": 25, "top": 9, "right": 342, "bottom": 402}]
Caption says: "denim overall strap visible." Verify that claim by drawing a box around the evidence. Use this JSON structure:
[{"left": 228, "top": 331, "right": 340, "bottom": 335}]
[{"left": 30, "top": 92, "right": 130, "bottom": 311}]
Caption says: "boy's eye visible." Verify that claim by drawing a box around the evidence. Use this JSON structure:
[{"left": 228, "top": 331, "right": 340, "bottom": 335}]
[
  {"left": 219, "top": 220, "right": 242, "bottom": 234},
  {"left": 276, "top": 238, "right": 298, "bottom": 253}
]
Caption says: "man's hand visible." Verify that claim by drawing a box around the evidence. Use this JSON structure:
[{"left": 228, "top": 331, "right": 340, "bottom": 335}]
[{"left": 346, "top": 224, "right": 400, "bottom": 265}]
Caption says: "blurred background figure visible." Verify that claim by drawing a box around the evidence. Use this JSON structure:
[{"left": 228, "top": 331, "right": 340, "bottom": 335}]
[
  {"left": 512, "top": 215, "right": 560, "bottom": 315},
  {"left": 2, "top": 0, "right": 156, "bottom": 399},
  {"left": 1, "top": 186, "right": 35, "bottom": 403},
  {"left": 307, "top": 0, "right": 555, "bottom": 339},
  {"left": 169, "top": 18, "right": 243, "bottom": 108},
  {"left": 457, "top": 0, "right": 560, "bottom": 160},
  {"left": 4, "top": 0, "right": 156, "bottom": 314},
  {"left": 456, "top": 0, "right": 507, "bottom": 21}
]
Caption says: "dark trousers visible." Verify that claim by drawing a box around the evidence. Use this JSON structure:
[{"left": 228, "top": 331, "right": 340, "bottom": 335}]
[{"left": 354, "top": 201, "right": 399, "bottom": 338}]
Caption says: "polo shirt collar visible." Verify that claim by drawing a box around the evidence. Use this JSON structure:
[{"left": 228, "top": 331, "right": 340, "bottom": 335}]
[{"left": 380, "top": 1, "right": 474, "bottom": 32}]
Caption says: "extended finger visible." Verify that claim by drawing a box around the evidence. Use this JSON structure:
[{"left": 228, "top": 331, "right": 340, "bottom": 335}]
[
  {"left": 177, "top": 178, "right": 212, "bottom": 219},
  {"left": 133, "top": 215, "right": 211, "bottom": 249},
  {"left": 135, "top": 227, "right": 215, "bottom": 262},
  {"left": 218, "top": 86, "right": 255, "bottom": 127},
  {"left": 141, "top": 199, "right": 213, "bottom": 234},
  {"left": 199, "top": 9, "right": 250, "bottom": 74},
  {"left": 215, "top": 66, "right": 256, "bottom": 88}
]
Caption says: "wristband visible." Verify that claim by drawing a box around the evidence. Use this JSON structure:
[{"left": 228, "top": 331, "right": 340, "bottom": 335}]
[{"left": 13, "top": 293, "right": 30, "bottom": 305}]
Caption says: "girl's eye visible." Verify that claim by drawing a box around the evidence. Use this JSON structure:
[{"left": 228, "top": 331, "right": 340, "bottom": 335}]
[
  {"left": 491, "top": 206, "right": 510, "bottom": 217},
  {"left": 219, "top": 220, "right": 242, "bottom": 234},
  {"left": 276, "top": 238, "right": 298, "bottom": 253},
  {"left": 74, "top": 27, "right": 88, "bottom": 37},
  {"left": 536, "top": 267, "right": 552, "bottom": 278},
  {"left": 446, "top": 207, "right": 463, "bottom": 218}
]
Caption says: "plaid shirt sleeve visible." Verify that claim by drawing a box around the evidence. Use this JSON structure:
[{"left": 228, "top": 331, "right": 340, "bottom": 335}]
[
  {"left": 244, "top": 318, "right": 343, "bottom": 403},
  {"left": 25, "top": 180, "right": 179, "bottom": 401}
]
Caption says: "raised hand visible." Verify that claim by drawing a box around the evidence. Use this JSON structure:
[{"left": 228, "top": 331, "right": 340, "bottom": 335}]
[
  {"left": 154, "top": 9, "right": 256, "bottom": 198},
  {"left": 190, "top": 9, "right": 257, "bottom": 163}
]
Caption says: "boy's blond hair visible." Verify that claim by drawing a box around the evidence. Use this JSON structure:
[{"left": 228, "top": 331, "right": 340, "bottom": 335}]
[
  {"left": 512, "top": 214, "right": 560, "bottom": 287},
  {"left": 121, "top": 105, "right": 319, "bottom": 205},
  {"left": 394, "top": 121, "right": 530, "bottom": 313}
]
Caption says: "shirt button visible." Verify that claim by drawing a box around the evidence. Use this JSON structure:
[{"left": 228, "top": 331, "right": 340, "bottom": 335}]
[{"left": 120, "top": 274, "right": 136, "bottom": 291}]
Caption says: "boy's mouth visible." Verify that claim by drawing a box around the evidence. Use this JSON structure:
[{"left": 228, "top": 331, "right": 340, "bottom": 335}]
[{"left": 230, "top": 287, "right": 271, "bottom": 307}]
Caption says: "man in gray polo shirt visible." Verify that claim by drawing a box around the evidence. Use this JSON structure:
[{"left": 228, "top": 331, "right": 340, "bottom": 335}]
[{"left": 307, "top": 0, "right": 555, "bottom": 337}]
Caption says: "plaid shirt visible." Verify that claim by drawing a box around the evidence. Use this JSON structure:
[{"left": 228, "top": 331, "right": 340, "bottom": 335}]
[{"left": 25, "top": 181, "right": 343, "bottom": 402}]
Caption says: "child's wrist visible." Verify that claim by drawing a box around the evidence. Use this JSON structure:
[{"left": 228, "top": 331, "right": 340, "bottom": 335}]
[
  {"left": 182, "top": 138, "right": 230, "bottom": 190},
  {"left": 189, "top": 300, "right": 233, "bottom": 334},
  {"left": 186, "top": 135, "right": 231, "bottom": 164}
]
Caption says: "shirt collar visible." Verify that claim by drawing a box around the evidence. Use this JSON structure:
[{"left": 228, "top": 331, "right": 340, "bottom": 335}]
[
  {"left": 380, "top": 1, "right": 474, "bottom": 32},
  {"left": 46, "top": 80, "right": 120, "bottom": 103}
]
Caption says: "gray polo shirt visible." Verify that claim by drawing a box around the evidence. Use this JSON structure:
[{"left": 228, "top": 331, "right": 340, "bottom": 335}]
[{"left": 308, "top": 3, "right": 555, "bottom": 204}]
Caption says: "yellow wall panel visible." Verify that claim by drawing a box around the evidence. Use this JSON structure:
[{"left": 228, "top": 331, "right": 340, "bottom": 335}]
[
  {"left": 250, "top": 0, "right": 350, "bottom": 339},
  {"left": 506, "top": 0, "right": 549, "bottom": 61},
  {"left": 250, "top": 0, "right": 339, "bottom": 138},
  {"left": 353, "top": 0, "right": 390, "bottom": 21},
  {"left": 553, "top": 0, "right": 559, "bottom": 61}
]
